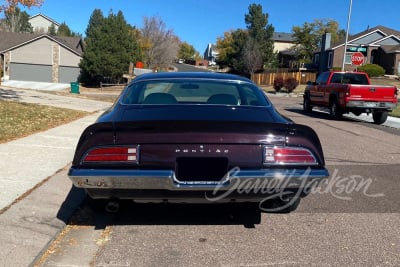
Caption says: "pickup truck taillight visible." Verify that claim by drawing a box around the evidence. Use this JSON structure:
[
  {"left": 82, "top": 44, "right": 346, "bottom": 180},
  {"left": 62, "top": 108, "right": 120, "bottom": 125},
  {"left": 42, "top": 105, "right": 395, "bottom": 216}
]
[
  {"left": 82, "top": 146, "right": 138, "bottom": 163},
  {"left": 263, "top": 146, "right": 318, "bottom": 166}
]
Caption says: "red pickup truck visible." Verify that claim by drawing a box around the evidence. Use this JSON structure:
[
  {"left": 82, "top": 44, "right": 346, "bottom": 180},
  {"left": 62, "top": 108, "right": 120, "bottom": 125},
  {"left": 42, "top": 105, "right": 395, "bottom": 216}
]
[{"left": 303, "top": 71, "right": 398, "bottom": 124}]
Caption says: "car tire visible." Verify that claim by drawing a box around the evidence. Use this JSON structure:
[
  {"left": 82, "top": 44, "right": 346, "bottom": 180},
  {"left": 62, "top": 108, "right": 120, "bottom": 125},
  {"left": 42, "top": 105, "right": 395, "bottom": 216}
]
[
  {"left": 329, "top": 98, "right": 342, "bottom": 119},
  {"left": 85, "top": 195, "right": 108, "bottom": 212},
  {"left": 303, "top": 94, "right": 312, "bottom": 112},
  {"left": 372, "top": 111, "right": 388, "bottom": 124}
]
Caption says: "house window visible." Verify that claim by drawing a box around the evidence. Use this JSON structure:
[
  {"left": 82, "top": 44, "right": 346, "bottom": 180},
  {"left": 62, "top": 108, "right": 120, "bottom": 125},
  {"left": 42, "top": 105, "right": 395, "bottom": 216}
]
[
  {"left": 314, "top": 54, "right": 320, "bottom": 65},
  {"left": 328, "top": 52, "right": 333, "bottom": 68},
  {"left": 345, "top": 52, "right": 352, "bottom": 64}
]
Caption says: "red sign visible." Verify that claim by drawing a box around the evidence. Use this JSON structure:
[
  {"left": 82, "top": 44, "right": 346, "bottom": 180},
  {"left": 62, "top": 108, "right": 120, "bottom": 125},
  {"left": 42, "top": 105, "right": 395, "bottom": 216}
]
[
  {"left": 351, "top": 52, "right": 364, "bottom": 66},
  {"left": 135, "top": 61, "right": 144, "bottom": 69}
]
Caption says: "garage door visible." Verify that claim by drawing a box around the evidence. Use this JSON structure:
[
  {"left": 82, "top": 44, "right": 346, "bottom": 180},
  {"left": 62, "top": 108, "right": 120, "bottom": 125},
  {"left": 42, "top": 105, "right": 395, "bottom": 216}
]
[
  {"left": 59, "top": 66, "right": 80, "bottom": 83},
  {"left": 10, "top": 63, "right": 52, "bottom": 82}
]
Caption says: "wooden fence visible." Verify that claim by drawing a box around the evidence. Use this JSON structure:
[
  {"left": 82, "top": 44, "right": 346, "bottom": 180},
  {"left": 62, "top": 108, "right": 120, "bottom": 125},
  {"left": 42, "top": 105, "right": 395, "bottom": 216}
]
[{"left": 251, "top": 70, "right": 316, "bottom": 86}]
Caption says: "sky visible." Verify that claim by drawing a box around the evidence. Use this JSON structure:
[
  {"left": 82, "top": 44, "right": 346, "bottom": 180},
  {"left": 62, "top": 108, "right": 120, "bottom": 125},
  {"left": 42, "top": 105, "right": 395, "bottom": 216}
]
[{"left": 18, "top": 0, "right": 400, "bottom": 53}]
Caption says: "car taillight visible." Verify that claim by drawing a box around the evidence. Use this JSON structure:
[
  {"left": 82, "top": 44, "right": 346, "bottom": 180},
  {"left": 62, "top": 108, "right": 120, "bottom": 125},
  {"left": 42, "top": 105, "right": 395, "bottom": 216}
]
[
  {"left": 83, "top": 146, "right": 138, "bottom": 163},
  {"left": 264, "top": 146, "right": 318, "bottom": 165}
]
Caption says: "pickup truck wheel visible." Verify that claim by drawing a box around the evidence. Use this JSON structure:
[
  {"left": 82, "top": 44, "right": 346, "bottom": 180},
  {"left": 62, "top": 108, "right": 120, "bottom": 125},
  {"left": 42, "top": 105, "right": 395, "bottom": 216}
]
[
  {"left": 372, "top": 111, "right": 388, "bottom": 124},
  {"left": 303, "top": 95, "right": 312, "bottom": 112},
  {"left": 329, "top": 99, "right": 342, "bottom": 119}
]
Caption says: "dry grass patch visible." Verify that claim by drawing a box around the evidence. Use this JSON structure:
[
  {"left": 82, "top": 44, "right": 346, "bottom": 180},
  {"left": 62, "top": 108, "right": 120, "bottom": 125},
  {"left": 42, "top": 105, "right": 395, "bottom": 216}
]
[
  {"left": 0, "top": 100, "right": 89, "bottom": 143},
  {"left": 390, "top": 105, "right": 400, "bottom": 118}
]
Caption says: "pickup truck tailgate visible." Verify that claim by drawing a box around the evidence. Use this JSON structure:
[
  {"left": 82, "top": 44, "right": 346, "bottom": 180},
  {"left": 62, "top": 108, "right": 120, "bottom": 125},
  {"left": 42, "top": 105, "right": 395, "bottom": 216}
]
[{"left": 348, "top": 84, "right": 397, "bottom": 101}]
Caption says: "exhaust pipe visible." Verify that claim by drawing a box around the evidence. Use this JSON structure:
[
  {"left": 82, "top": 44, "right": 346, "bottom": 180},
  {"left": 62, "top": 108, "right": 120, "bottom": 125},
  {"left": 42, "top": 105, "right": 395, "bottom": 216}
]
[{"left": 105, "top": 200, "right": 119, "bottom": 213}]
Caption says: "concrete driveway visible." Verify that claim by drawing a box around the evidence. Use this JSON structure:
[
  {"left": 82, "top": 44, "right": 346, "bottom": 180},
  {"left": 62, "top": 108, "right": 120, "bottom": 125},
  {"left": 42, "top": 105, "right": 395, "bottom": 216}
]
[{"left": 0, "top": 86, "right": 111, "bottom": 112}]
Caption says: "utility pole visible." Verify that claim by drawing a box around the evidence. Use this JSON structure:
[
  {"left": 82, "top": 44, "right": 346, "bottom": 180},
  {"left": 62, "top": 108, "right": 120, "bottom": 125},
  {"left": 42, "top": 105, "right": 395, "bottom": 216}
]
[{"left": 341, "top": 0, "right": 353, "bottom": 71}]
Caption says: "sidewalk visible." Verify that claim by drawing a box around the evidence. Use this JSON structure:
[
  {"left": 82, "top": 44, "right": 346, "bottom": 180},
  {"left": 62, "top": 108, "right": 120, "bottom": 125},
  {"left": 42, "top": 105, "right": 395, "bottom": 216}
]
[
  {"left": 0, "top": 87, "right": 112, "bottom": 265},
  {"left": 0, "top": 87, "right": 112, "bottom": 210},
  {"left": 1, "top": 86, "right": 111, "bottom": 112}
]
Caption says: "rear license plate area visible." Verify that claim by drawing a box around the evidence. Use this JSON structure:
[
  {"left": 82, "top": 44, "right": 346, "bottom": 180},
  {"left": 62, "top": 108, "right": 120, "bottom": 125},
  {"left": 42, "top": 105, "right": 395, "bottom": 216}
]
[{"left": 175, "top": 157, "right": 228, "bottom": 184}]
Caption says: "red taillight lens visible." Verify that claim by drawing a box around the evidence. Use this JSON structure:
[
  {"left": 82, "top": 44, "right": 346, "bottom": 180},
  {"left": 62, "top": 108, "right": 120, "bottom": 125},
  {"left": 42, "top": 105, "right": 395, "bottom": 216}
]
[
  {"left": 264, "top": 146, "right": 318, "bottom": 165},
  {"left": 83, "top": 146, "right": 138, "bottom": 163}
]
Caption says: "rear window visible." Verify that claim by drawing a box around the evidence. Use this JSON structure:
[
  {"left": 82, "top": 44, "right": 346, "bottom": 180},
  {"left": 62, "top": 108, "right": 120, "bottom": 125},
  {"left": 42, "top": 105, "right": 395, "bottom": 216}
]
[
  {"left": 121, "top": 79, "right": 269, "bottom": 106},
  {"left": 330, "top": 73, "right": 369, "bottom": 85}
]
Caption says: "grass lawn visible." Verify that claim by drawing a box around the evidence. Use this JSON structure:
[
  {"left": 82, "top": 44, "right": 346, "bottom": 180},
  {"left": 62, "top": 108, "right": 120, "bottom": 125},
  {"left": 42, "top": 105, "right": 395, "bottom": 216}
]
[
  {"left": 0, "top": 100, "right": 89, "bottom": 143},
  {"left": 389, "top": 104, "right": 400, "bottom": 118}
]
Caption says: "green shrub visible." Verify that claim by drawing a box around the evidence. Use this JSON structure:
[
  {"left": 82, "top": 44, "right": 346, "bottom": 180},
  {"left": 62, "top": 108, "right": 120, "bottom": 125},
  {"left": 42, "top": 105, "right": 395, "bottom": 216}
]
[
  {"left": 331, "top": 67, "right": 342, "bottom": 71},
  {"left": 357, "top": 64, "right": 385, "bottom": 77},
  {"left": 284, "top": 77, "right": 299, "bottom": 93},
  {"left": 273, "top": 77, "right": 284, "bottom": 92}
]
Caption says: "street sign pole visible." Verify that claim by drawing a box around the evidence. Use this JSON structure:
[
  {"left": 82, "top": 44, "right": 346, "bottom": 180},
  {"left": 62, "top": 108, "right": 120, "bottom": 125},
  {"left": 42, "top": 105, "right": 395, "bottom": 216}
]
[{"left": 341, "top": 0, "right": 353, "bottom": 71}]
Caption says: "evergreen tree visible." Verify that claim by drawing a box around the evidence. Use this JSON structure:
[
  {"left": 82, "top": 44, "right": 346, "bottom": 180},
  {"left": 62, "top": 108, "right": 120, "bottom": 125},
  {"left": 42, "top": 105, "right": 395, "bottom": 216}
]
[
  {"left": 57, "top": 22, "right": 73, "bottom": 37},
  {"left": 48, "top": 23, "right": 56, "bottom": 35},
  {"left": 79, "top": 9, "right": 141, "bottom": 85},
  {"left": 244, "top": 4, "right": 275, "bottom": 69},
  {"left": 230, "top": 29, "right": 249, "bottom": 74}
]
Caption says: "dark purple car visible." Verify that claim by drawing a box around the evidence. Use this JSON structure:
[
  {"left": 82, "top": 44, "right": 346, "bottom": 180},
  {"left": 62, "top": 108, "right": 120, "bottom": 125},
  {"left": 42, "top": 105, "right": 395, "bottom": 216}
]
[{"left": 68, "top": 72, "right": 328, "bottom": 213}]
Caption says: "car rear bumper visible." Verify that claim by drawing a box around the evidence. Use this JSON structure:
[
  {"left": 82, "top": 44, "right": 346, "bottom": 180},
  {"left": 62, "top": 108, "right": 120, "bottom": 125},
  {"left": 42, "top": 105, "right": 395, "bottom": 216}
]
[
  {"left": 346, "top": 100, "right": 397, "bottom": 109},
  {"left": 68, "top": 168, "right": 329, "bottom": 201}
]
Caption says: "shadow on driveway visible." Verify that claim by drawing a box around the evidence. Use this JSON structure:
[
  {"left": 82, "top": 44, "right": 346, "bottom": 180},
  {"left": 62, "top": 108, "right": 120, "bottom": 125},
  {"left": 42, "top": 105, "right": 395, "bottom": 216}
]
[
  {"left": 0, "top": 88, "right": 20, "bottom": 100},
  {"left": 56, "top": 186, "right": 262, "bottom": 229}
]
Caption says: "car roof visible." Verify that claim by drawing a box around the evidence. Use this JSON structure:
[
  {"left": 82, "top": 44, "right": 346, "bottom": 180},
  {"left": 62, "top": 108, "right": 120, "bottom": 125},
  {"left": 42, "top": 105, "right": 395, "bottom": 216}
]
[{"left": 132, "top": 71, "right": 253, "bottom": 83}]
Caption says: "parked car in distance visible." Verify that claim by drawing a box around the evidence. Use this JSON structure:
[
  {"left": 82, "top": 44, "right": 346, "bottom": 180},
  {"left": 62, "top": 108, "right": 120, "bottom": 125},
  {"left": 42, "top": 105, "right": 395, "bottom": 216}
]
[
  {"left": 178, "top": 59, "right": 184, "bottom": 64},
  {"left": 303, "top": 71, "right": 398, "bottom": 124},
  {"left": 68, "top": 72, "right": 329, "bottom": 213}
]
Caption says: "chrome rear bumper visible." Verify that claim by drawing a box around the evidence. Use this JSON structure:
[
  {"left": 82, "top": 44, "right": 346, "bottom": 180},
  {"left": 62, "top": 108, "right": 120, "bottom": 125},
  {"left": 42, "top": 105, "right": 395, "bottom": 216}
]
[{"left": 68, "top": 168, "right": 329, "bottom": 191}]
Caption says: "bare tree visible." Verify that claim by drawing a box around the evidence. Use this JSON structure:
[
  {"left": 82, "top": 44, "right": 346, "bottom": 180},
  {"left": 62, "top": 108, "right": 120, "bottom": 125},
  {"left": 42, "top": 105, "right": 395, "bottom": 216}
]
[
  {"left": 1, "top": 7, "right": 32, "bottom": 32},
  {"left": 0, "top": 0, "right": 42, "bottom": 14},
  {"left": 242, "top": 37, "right": 263, "bottom": 76},
  {"left": 140, "top": 16, "right": 179, "bottom": 69}
]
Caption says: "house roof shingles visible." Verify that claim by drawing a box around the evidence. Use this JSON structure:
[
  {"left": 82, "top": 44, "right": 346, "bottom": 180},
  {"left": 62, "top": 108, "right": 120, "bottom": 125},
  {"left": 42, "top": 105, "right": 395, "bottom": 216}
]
[
  {"left": 0, "top": 31, "right": 83, "bottom": 56},
  {"left": 331, "top": 25, "right": 400, "bottom": 49},
  {"left": 29, "top": 13, "right": 60, "bottom": 26}
]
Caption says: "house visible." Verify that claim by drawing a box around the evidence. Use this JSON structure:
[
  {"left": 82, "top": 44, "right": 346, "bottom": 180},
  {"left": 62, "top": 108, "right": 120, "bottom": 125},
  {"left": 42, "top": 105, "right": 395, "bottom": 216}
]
[
  {"left": 0, "top": 31, "right": 83, "bottom": 83},
  {"left": 314, "top": 25, "right": 400, "bottom": 75},
  {"left": 28, "top": 13, "right": 60, "bottom": 33},
  {"left": 204, "top": 43, "right": 219, "bottom": 64},
  {"left": 273, "top": 32, "right": 296, "bottom": 68},
  {"left": 273, "top": 32, "right": 295, "bottom": 52}
]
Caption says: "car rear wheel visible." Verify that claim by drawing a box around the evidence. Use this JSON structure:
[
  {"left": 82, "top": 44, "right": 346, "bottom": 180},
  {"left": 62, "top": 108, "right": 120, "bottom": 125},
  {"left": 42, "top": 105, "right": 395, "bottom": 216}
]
[
  {"left": 303, "top": 95, "right": 312, "bottom": 112},
  {"left": 372, "top": 111, "right": 388, "bottom": 124},
  {"left": 329, "top": 99, "right": 342, "bottom": 119}
]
